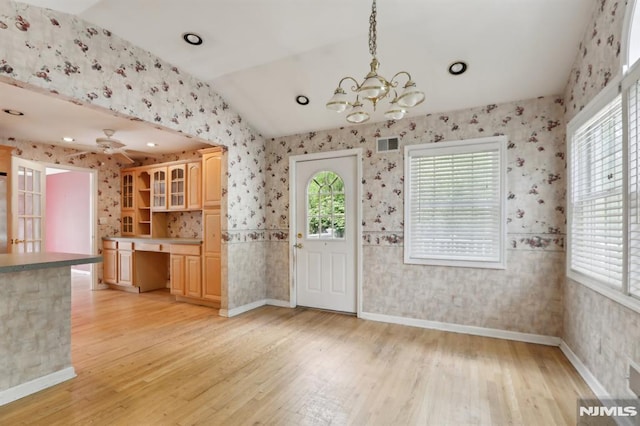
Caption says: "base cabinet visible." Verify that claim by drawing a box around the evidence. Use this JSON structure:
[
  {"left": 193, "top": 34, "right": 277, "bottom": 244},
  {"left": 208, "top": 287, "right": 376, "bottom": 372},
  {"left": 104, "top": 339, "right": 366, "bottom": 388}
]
[
  {"left": 170, "top": 244, "right": 202, "bottom": 299},
  {"left": 103, "top": 244, "right": 117, "bottom": 284},
  {"left": 117, "top": 247, "right": 134, "bottom": 285},
  {"left": 103, "top": 240, "right": 134, "bottom": 286},
  {"left": 203, "top": 254, "right": 221, "bottom": 301}
]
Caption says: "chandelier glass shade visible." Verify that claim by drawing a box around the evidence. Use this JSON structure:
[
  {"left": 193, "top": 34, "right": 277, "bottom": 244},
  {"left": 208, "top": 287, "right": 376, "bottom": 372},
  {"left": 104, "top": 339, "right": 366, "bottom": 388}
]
[{"left": 326, "top": 0, "right": 425, "bottom": 124}]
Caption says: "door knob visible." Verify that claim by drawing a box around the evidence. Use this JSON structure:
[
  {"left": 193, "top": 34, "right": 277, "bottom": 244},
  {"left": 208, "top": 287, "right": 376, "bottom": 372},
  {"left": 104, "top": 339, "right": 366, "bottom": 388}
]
[{"left": 293, "top": 243, "right": 303, "bottom": 249}]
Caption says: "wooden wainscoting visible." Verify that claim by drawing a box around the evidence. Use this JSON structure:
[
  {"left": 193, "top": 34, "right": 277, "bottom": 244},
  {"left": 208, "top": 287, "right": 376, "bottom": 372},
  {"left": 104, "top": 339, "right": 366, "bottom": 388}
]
[{"left": 0, "top": 273, "right": 594, "bottom": 425}]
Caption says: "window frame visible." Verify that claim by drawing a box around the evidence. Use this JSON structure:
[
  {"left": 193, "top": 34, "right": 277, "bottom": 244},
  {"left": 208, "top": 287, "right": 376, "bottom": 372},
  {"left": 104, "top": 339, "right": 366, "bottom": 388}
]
[
  {"left": 567, "top": 64, "right": 640, "bottom": 315},
  {"left": 404, "top": 136, "right": 507, "bottom": 269},
  {"left": 566, "top": 88, "right": 626, "bottom": 291}
]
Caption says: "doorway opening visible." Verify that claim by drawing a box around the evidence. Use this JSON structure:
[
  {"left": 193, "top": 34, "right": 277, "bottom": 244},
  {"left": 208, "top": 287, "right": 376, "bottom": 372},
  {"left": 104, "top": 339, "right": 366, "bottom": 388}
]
[{"left": 45, "top": 165, "right": 98, "bottom": 289}]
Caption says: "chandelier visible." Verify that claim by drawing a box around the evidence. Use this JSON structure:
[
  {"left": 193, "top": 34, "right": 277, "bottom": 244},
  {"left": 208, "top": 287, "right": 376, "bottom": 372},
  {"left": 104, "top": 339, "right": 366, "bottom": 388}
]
[{"left": 326, "top": 0, "right": 425, "bottom": 124}]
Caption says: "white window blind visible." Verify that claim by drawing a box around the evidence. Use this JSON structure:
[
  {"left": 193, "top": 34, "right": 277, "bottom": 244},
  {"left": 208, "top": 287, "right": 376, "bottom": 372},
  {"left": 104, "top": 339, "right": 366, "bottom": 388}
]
[
  {"left": 404, "top": 137, "right": 506, "bottom": 269},
  {"left": 629, "top": 81, "right": 640, "bottom": 297},
  {"left": 570, "top": 94, "right": 624, "bottom": 288}
]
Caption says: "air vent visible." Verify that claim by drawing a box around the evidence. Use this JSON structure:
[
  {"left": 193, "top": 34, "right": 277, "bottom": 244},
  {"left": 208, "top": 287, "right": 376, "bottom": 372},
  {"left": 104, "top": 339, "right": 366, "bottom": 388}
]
[{"left": 377, "top": 136, "right": 400, "bottom": 153}]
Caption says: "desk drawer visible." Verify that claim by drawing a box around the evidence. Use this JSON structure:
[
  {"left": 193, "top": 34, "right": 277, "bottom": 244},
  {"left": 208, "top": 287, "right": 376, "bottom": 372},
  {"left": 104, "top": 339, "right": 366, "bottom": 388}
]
[
  {"left": 118, "top": 242, "right": 134, "bottom": 251},
  {"left": 136, "top": 242, "right": 162, "bottom": 252},
  {"left": 171, "top": 244, "right": 201, "bottom": 256}
]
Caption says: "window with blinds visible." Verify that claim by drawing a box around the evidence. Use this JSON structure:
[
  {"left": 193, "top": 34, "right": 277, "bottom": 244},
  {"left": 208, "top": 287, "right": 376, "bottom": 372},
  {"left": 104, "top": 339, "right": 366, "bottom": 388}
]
[
  {"left": 569, "top": 95, "right": 624, "bottom": 288},
  {"left": 629, "top": 81, "right": 640, "bottom": 298},
  {"left": 404, "top": 137, "right": 506, "bottom": 269}
]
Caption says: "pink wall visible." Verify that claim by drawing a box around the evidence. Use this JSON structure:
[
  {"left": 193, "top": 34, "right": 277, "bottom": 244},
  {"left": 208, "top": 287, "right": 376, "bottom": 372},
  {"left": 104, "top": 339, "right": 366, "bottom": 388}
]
[{"left": 45, "top": 171, "right": 91, "bottom": 266}]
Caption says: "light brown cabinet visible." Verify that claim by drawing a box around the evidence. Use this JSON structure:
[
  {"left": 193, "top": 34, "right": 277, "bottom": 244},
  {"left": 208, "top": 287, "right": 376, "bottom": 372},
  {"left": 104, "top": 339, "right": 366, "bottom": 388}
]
[
  {"left": 117, "top": 244, "right": 134, "bottom": 285},
  {"left": 170, "top": 244, "right": 202, "bottom": 299},
  {"left": 103, "top": 241, "right": 117, "bottom": 283},
  {"left": 168, "top": 164, "right": 187, "bottom": 210},
  {"left": 121, "top": 171, "right": 135, "bottom": 235},
  {"left": 121, "top": 214, "right": 134, "bottom": 236},
  {"left": 203, "top": 210, "right": 221, "bottom": 302},
  {"left": 121, "top": 171, "right": 134, "bottom": 211},
  {"left": 151, "top": 167, "right": 168, "bottom": 211},
  {"left": 200, "top": 148, "right": 223, "bottom": 304},
  {"left": 103, "top": 240, "right": 134, "bottom": 287},
  {"left": 187, "top": 162, "right": 202, "bottom": 210},
  {"left": 202, "top": 150, "right": 222, "bottom": 208}
]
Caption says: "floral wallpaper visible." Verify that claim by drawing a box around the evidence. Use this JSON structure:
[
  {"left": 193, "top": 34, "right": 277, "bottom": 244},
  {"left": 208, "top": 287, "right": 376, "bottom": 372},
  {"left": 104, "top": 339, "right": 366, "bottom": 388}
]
[
  {"left": 563, "top": 0, "right": 640, "bottom": 400},
  {"left": 564, "top": 0, "right": 626, "bottom": 122},
  {"left": 267, "top": 96, "right": 567, "bottom": 336},
  {"left": 1, "top": 0, "right": 267, "bottom": 309}
]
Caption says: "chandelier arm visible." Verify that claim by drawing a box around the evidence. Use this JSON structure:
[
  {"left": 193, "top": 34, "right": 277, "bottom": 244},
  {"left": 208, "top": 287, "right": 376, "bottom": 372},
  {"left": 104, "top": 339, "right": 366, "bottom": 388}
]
[
  {"left": 338, "top": 76, "right": 362, "bottom": 93},
  {"left": 389, "top": 71, "right": 413, "bottom": 86}
]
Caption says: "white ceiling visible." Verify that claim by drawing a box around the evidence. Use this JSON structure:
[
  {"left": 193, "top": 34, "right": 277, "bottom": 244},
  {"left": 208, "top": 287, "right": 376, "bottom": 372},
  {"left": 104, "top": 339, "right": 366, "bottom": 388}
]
[
  {"left": 8, "top": 0, "right": 596, "bottom": 144},
  {"left": 0, "top": 82, "right": 210, "bottom": 155}
]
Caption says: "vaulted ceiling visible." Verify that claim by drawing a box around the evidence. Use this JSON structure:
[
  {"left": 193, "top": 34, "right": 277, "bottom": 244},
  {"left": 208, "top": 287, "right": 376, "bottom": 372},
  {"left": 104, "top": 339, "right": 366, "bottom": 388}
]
[{"left": 3, "top": 0, "right": 596, "bottom": 152}]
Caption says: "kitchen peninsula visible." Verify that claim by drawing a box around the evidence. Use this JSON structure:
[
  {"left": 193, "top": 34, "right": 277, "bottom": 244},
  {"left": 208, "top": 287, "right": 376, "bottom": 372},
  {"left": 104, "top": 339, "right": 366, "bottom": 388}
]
[{"left": 0, "top": 252, "right": 102, "bottom": 406}]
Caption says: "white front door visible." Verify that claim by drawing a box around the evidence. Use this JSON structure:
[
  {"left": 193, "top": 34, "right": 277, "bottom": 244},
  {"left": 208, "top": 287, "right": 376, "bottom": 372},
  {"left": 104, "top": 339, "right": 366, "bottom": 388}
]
[
  {"left": 294, "top": 155, "right": 357, "bottom": 313},
  {"left": 11, "top": 158, "right": 46, "bottom": 253}
]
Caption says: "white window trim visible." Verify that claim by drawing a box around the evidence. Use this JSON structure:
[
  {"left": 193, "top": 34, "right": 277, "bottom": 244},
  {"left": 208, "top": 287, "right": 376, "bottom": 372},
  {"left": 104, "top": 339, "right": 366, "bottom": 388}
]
[
  {"left": 566, "top": 84, "right": 625, "bottom": 291},
  {"left": 404, "top": 136, "right": 507, "bottom": 270},
  {"left": 567, "top": 74, "right": 640, "bottom": 315}
]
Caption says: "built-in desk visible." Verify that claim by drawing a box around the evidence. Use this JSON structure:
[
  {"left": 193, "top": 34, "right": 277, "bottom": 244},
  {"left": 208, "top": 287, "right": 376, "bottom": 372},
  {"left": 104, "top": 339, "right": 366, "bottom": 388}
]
[
  {"left": 0, "top": 252, "right": 102, "bottom": 406},
  {"left": 102, "top": 237, "right": 202, "bottom": 293}
]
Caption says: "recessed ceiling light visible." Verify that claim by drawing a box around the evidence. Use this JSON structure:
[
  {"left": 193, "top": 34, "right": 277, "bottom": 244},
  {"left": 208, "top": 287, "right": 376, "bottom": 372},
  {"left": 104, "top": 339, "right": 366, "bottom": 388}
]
[
  {"left": 62, "top": 136, "right": 75, "bottom": 142},
  {"left": 3, "top": 109, "right": 24, "bottom": 116},
  {"left": 146, "top": 142, "right": 158, "bottom": 147},
  {"left": 296, "top": 95, "right": 310, "bottom": 106},
  {"left": 448, "top": 61, "right": 468, "bottom": 76},
  {"left": 182, "top": 32, "right": 203, "bottom": 46}
]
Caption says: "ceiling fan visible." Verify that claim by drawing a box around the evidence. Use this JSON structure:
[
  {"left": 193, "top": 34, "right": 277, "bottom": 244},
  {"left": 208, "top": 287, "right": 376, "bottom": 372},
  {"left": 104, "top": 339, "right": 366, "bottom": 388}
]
[{"left": 66, "top": 129, "right": 137, "bottom": 164}]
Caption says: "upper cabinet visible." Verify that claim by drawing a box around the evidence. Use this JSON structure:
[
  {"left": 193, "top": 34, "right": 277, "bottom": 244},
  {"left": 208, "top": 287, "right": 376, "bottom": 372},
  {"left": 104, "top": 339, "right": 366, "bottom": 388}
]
[
  {"left": 201, "top": 148, "right": 222, "bottom": 208},
  {"left": 186, "top": 162, "right": 201, "bottom": 210},
  {"left": 168, "top": 164, "right": 187, "bottom": 210},
  {"left": 121, "top": 171, "right": 134, "bottom": 211},
  {"left": 121, "top": 170, "right": 136, "bottom": 236},
  {"left": 121, "top": 154, "right": 222, "bottom": 238},
  {"left": 151, "top": 167, "right": 167, "bottom": 211}
]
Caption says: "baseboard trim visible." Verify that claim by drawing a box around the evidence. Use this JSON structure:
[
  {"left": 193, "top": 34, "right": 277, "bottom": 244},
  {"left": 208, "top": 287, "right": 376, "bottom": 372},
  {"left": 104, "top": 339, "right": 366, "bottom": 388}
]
[
  {"left": 559, "top": 341, "right": 610, "bottom": 399},
  {"left": 221, "top": 299, "right": 267, "bottom": 317},
  {"left": 221, "top": 299, "right": 297, "bottom": 317},
  {"left": 359, "top": 311, "right": 561, "bottom": 346},
  {"left": 0, "top": 367, "right": 76, "bottom": 406},
  {"left": 266, "top": 299, "right": 292, "bottom": 308}
]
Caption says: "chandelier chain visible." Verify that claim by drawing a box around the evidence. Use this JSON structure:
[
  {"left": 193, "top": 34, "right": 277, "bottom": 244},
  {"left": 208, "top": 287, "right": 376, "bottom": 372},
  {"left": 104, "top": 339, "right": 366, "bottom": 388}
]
[{"left": 368, "top": 0, "right": 377, "bottom": 57}]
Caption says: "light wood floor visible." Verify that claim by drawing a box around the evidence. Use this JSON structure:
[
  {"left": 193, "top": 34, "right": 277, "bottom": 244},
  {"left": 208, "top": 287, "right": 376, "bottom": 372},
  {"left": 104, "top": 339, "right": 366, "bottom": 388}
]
[{"left": 0, "top": 273, "right": 593, "bottom": 425}]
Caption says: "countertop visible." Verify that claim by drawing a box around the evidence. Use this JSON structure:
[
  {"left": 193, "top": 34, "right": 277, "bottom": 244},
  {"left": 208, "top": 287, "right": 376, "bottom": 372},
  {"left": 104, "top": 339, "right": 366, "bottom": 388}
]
[
  {"left": 0, "top": 252, "right": 103, "bottom": 273},
  {"left": 103, "top": 237, "right": 202, "bottom": 245}
]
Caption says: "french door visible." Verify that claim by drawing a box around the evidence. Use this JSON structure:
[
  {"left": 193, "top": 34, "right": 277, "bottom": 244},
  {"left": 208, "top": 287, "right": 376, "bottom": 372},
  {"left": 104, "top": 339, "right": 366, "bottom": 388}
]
[{"left": 11, "top": 158, "right": 46, "bottom": 253}]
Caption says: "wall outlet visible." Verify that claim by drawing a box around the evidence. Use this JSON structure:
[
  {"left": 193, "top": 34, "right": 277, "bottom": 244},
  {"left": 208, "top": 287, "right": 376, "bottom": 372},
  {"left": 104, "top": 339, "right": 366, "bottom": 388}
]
[{"left": 98, "top": 217, "right": 108, "bottom": 225}]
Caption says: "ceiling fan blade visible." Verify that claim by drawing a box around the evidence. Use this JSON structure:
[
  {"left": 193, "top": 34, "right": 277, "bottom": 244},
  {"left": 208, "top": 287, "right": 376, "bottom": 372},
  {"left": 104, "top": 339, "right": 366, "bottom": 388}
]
[
  {"left": 125, "top": 149, "right": 162, "bottom": 159},
  {"left": 64, "top": 150, "right": 92, "bottom": 158},
  {"left": 115, "top": 151, "right": 135, "bottom": 164}
]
